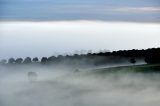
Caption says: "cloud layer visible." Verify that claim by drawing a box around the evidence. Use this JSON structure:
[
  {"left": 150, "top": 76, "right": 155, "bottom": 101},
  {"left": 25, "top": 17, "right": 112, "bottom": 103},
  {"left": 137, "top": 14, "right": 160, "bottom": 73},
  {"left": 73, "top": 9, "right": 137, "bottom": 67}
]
[
  {"left": 114, "top": 7, "right": 160, "bottom": 13},
  {"left": 0, "top": 0, "right": 160, "bottom": 22},
  {"left": 0, "top": 21, "right": 160, "bottom": 59}
]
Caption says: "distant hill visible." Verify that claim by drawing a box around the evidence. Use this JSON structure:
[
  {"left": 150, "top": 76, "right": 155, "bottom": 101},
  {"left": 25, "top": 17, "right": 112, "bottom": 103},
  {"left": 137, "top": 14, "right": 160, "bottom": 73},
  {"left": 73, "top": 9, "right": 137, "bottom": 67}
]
[{"left": 1, "top": 48, "right": 160, "bottom": 66}]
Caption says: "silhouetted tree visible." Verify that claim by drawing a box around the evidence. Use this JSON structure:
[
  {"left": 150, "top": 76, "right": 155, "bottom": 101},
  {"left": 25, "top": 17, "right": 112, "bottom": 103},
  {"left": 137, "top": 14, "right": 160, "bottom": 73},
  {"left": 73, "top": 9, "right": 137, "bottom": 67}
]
[
  {"left": 47, "top": 56, "right": 56, "bottom": 63},
  {"left": 0, "top": 59, "right": 7, "bottom": 65},
  {"left": 33, "top": 57, "right": 39, "bottom": 62},
  {"left": 144, "top": 56, "right": 150, "bottom": 64},
  {"left": 41, "top": 57, "right": 48, "bottom": 64},
  {"left": 145, "top": 55, "right": 160, "bottom": 64},
  {"left": 15, "top": 58, "right": 23, "bottom": 64},
  {"left": 1, "top": 47, "right": 160, "bottom": 66},
  {"left": 8, "top": 58, "right": 15, "bottom": 64},
  {"left": 130, "top": 58, "right": 136, "bottom": 64},
  {"left": 23, "top": 57, "right": 32, "bottom": 64}
]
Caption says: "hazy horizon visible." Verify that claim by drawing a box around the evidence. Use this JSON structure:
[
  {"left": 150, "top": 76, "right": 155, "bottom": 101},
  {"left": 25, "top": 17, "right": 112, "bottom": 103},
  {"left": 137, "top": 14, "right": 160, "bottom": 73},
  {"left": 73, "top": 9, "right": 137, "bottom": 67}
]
[
  {"left": 1, "top": 0, "right": 160, "bottom": 106},
  {"left": 0, "top": 21, "right": 160, "bottom": 59},
  {"left": 1, "top": 0, "right": 160, "bottom": 59}
]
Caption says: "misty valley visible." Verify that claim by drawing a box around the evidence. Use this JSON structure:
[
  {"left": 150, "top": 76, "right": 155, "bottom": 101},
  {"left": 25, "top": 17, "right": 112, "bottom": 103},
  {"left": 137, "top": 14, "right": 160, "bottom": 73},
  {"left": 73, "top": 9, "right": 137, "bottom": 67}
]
[
  {"left": 1, "top": 48, "right": 160, "bottom": 106},
  {"left": 1, "top": 0, "right": 160, "bottom": 105}
]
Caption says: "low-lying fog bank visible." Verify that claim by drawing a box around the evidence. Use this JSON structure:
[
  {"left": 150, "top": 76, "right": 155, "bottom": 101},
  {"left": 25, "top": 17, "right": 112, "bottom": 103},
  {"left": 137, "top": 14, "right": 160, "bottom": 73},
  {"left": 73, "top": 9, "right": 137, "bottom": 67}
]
[{"left": 0, "top": 65, "right": 160, "bottom": 106}]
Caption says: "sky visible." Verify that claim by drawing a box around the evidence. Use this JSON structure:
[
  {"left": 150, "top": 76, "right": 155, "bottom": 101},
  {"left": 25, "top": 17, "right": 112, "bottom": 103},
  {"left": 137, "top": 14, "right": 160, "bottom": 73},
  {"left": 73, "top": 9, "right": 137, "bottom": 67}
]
[
  {"left": 0, "top": 0, "right": 160, "bottom": 59},
  {"left": 0, "top": 0, "right": 160, "bottom": 22}
]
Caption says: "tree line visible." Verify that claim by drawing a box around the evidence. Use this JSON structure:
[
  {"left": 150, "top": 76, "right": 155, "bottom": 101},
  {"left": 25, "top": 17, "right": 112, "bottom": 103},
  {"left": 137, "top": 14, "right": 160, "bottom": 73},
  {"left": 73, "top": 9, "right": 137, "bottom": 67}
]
[{"left": 0, "top": 48, "right": 160, "bottom": 65}]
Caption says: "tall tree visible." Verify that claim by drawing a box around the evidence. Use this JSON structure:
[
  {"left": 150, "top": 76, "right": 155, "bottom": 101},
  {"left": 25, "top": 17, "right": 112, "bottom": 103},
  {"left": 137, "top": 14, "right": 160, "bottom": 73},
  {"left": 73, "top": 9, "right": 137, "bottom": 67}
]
[
  {"left": 47, "top": 56, "right": 56, "bottom": 63},
  {"left": 23, "top": 57, "right": 32, "bottom": 64},
  {"left": 15, "top": 58, "right": 23, "bottom": 64},
  {"left": 33, "top": 57, "right": 39, "bottom": 62},
  {"left": 41, "top": 57, "right": 48, "bottom": 64},
  {"left": 8, "top": 58, "right": 15, "bottom": 64}
]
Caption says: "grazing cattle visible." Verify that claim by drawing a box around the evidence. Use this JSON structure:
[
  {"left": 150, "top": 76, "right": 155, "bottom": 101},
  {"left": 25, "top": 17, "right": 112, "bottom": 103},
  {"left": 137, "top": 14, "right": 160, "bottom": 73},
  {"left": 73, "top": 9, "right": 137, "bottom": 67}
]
[{"left": 28, "top": 72, "right": 37, "bottom": 82}]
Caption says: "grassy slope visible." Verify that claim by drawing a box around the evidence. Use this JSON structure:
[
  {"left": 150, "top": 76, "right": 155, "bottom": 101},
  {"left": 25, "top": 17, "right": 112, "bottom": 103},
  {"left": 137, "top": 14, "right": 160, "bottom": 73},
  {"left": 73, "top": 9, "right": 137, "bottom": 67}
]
[{"left": 93, "top": 64, "right": 160, "bottom": 74}]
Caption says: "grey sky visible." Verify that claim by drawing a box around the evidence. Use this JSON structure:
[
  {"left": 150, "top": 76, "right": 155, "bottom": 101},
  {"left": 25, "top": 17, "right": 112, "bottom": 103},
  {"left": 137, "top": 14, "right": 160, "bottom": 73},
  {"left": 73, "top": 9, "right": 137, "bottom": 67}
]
[
  {"left": 0, "top": 0, "right": 160, "bottom": 59},
  {"left": 0, "top": 0, "right": 160, "bottom": 22}
]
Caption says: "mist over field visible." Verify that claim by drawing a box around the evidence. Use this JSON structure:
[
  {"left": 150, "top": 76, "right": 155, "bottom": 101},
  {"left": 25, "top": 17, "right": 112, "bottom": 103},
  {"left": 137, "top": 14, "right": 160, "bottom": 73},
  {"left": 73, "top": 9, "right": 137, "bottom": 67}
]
[
  {"left": 0, "top": 65, "right": 160, "bottom": 106},
  {"left": 0, "top": 0, "right": 160, "bottom": 105}
]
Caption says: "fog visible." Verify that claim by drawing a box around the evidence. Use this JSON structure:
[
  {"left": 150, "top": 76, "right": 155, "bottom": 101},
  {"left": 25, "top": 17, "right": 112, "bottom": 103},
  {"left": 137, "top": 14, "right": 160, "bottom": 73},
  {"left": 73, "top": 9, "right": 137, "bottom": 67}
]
[
  {"left": 0, "top": 21, "right": 160, "bottom": 59},
  {"left": 0, "top": 65, "right": 160, "bottom": 106}
]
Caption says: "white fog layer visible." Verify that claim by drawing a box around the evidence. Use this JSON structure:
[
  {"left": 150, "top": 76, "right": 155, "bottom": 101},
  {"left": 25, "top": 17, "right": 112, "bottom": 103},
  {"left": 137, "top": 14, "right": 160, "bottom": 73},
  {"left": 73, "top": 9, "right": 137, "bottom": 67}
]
[
  {"left": 0, "top": 66, "right": 160, "bottom": 106},
  {"left": 0, "top": 21, "right": 160, "bottom": 59}
]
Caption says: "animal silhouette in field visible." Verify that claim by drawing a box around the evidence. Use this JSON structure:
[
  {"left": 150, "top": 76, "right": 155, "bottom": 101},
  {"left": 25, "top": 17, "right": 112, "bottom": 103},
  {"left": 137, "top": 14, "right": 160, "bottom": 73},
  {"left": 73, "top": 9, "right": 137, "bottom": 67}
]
[{"left": 28, "top": 72, "right": 38, "bottom": 82}]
